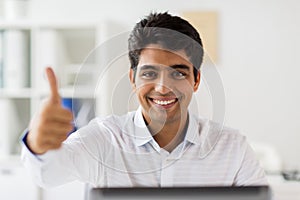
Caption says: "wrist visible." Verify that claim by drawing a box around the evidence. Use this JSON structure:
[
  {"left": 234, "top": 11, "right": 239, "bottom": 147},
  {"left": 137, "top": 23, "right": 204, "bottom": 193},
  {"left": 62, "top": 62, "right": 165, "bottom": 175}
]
[{"left": 26, "top": 131, "right": 47, "bottom": 155}]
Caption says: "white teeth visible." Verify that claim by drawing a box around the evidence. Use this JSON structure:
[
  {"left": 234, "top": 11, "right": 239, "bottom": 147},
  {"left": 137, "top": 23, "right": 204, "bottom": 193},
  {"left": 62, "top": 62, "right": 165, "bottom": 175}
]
[{"left": 153, "top": 99, "right": 176, "bottom": 105}]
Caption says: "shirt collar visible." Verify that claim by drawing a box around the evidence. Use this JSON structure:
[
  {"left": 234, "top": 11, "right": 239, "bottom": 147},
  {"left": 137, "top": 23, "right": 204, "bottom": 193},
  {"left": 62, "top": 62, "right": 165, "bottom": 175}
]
[
  {"left": 133, "top": 106, "right": 154, "bottom": 146},
  {"left": 173, "top": 112, "right": 222, "bottom": 159},
  {"left": 189, "top": 114, "right": 223, "bottom": 159},
  {"left": 185, "top": 112, "right": 202, "bottom": 145},
  {"left": 132, "top": 107, "right": 222, "bottom": 158},
  {"left": 133, "top": 106, "right": 202, "bottom": 146}
]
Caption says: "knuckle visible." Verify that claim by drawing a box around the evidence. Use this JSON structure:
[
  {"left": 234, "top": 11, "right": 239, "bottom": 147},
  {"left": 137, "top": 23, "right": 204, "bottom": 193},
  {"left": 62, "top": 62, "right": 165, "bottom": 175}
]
[
  {"left": 65, "top": 126, "right": 72, "bottom": 133},
  {"left": 65, "top": 110, "right": 74, "bottom": 120}
]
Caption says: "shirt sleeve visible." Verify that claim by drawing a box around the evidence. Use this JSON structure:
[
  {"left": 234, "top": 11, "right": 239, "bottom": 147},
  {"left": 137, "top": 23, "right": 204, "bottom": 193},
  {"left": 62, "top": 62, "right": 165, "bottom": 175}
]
[
  {"left": 20, "top": 129, "right": 43, "bottom": 160},
  {"left": 20, "top": 119, "right": 103, "bottom": 188},
  {"left": 21, "top": 133, "right": 79, "bottom": 188}
]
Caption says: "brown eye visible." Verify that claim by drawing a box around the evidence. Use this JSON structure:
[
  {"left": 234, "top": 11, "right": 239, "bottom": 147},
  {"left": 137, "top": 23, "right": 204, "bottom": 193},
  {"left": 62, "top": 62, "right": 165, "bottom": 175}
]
[
  {"left": 141, "top": 71, "right": 158, "bottom": 79},
  {"left": 171, "top": 71, "right": 186, "bottom": 80}
]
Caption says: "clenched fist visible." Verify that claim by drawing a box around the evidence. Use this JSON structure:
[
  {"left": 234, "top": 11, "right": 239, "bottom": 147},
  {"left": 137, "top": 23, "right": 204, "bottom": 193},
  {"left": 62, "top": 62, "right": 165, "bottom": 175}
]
[{"left": 27, "top": 67, "right": 74, "bottom": 154}]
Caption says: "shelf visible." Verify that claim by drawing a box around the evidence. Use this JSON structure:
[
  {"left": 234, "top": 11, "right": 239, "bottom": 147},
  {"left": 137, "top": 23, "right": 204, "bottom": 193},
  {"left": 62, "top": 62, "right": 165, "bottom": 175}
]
[
  {"left": 61, "top": 87, "right": 96, "bottom": 99},
  {"left": 0, "top": 19, "right": 102, "bottom": 29},
  {"left": 0, "top": 88, "right": 33, "bottom": 98},
  {"left": 0, "top": 19, "right": 110, "bottom": 159},
  {"left": 0, "top": 19, "right": 33, "bottom": 29},
  {"left": 38, "top": 88, "right": 96, "bottom": 99}
]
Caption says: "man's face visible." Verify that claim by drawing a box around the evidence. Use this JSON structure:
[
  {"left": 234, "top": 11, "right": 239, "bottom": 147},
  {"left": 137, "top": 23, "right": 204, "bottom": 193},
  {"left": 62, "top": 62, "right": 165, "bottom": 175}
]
[{"left": 129, "top": 45, "right": 200, "bottom": 126}]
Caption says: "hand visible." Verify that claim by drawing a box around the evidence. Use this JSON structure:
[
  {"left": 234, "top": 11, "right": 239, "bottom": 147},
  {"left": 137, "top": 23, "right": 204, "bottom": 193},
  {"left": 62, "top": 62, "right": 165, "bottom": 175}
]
[{"left": 27, "top": 67, "right": 74, "bottom": 154}]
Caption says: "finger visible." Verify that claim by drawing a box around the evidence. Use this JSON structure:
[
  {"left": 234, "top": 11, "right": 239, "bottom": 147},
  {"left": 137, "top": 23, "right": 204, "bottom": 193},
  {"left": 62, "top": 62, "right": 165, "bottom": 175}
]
[
  {"left": 42, "top": 141, "right": 63, "bottom": 150},
  {"left": 45, "top": 67, "right": 60, "bottom": 103},
  {"left": 44, "top": 107, "right": 74, "bottom": 123},
  {"left": 45, "top": 124, "right": 74, "bottom": 137}
]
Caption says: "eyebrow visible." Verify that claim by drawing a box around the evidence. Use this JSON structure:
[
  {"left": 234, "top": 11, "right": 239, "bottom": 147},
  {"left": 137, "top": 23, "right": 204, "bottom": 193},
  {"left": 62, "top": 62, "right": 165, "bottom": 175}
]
[
  {"left": 170, "top": 64, "right": 190, "bottom": 71},
  {"left": 139, "top": 64, "right": 190, "bottom": 71},
  {"left": 139, "top": 65, "right": 159, "bottom": 71}
]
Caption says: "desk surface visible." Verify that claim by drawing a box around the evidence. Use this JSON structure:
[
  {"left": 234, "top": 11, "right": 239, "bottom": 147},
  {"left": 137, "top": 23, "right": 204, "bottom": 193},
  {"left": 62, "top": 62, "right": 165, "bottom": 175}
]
[{"left": 268, "top": 175, "right": 300, "bottom": 200}]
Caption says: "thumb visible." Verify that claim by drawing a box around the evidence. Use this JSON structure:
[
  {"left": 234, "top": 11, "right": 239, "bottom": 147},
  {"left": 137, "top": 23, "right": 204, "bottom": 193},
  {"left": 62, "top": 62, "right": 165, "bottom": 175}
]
[{"left": 45, "top": 67, "right": 61, "bottom": 104}]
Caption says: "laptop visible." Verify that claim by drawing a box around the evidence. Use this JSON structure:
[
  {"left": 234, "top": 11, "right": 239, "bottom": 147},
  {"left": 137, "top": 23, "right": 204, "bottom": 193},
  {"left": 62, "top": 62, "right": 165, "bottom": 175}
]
[{"left": 85, "top": 186, "right": 271, "bottom": 200}]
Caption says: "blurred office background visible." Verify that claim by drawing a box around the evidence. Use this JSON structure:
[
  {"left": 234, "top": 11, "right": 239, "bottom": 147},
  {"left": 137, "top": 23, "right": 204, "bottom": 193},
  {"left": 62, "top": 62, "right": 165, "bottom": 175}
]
[{"left": 0, "top": 0, "right": 299, "bottom": 199}]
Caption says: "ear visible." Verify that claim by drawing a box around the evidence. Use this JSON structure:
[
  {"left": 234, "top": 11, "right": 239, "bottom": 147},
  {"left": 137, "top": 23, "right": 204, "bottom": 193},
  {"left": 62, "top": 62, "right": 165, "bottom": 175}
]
[
  {"left": 129, "top": 68, "right": 136, "bottom": 90},
  {"left": 193, "top": 71, "right": 201, "bottom": 92}
]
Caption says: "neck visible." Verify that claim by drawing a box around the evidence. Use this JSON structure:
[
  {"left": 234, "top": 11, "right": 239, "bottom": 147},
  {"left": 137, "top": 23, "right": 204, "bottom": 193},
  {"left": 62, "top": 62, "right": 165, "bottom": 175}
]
[{"left": 148, "top": 113, "right": 189, "bottom": 152}]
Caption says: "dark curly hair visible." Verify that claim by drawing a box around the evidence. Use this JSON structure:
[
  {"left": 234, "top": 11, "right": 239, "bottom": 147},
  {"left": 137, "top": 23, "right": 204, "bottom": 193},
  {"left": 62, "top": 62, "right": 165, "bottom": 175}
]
[{"left": 128, "top": 12, "right": 204, "bottom": 81}]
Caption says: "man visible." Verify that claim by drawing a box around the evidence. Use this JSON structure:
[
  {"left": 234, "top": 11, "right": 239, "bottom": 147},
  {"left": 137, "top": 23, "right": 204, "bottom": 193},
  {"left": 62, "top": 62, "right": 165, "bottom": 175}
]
[{"left": 22, "top": 12, "right": 267, "bottom": 187}]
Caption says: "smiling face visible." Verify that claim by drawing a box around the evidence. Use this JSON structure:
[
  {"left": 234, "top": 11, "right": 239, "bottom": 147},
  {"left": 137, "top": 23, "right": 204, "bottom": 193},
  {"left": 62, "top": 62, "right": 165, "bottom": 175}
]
[{"left": 129, "top": 45, "right": 200, "bottom": 126}]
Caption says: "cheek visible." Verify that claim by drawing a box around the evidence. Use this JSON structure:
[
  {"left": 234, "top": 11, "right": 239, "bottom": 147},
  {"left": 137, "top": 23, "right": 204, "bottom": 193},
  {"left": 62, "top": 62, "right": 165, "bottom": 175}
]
[
  {"left": 135, "top": 83, "right": 152, "bottom": 97},
  {"left": 175, "top": 81, "right": 195, "bottom": 94}
]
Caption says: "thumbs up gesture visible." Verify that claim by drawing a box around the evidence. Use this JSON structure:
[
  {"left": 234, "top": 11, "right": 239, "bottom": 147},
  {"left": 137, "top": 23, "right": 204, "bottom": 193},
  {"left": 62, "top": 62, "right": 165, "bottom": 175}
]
[{"left": 26, "top": 67, "right": 74, "bottom": 154}]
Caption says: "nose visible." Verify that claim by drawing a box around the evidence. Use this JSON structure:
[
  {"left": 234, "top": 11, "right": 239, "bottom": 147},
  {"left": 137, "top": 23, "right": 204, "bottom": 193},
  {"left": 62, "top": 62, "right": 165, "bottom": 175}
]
[{"left": 154, "top": 73, "right": 172, "bottom": 94}]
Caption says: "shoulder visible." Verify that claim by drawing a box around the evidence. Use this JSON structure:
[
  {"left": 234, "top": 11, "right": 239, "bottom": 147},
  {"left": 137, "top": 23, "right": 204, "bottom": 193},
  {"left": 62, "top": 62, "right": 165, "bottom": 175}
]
[
  {"left": 191, "top": 114, "right": 248, "bottom": 158},
  {"left": 197, "top": 115, "right": 245, "bottom": 141}
]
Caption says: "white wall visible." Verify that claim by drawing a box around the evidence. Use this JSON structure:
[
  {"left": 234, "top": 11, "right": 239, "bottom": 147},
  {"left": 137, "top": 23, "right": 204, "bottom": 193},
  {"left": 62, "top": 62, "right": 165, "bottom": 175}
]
[{"left": 25, "top": 0, "right": 300, "bottom": 169}]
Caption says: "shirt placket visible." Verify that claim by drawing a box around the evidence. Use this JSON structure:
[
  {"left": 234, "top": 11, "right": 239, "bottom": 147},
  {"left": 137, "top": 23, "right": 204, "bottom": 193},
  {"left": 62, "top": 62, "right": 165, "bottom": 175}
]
[{"left": 160, "top": 149, "right": 175, "bottom": 187}]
